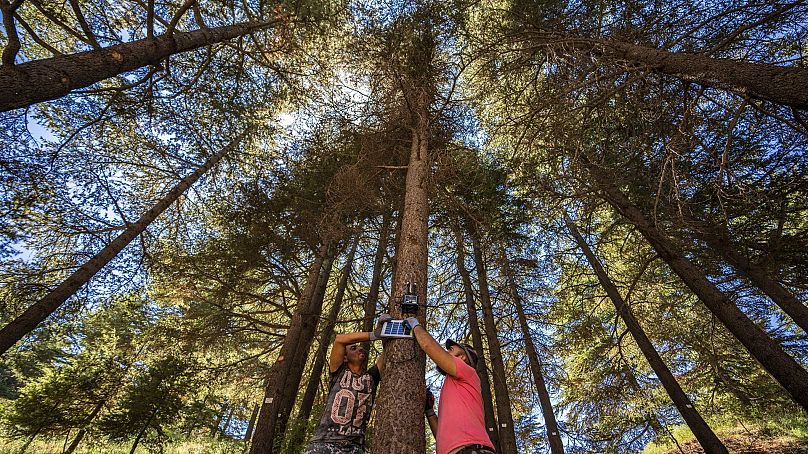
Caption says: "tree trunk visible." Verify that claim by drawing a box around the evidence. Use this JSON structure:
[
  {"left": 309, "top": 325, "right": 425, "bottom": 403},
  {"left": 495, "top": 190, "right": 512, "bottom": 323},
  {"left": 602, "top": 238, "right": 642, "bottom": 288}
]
[
  {"left": 0, "top": 19, "right": 281, "bottom": 112},
  {"left": 372, "top": 91, "right": 430, "bottom": 454},
  {"left": 691, "top": 221, "right": 807, "bottom": 332},
  {"left": 469, "top": 226, "right": 518, "bottom": 454},
  {"left": 250, "top": 242, "right": 336, "bottom": 453},
  {"left": 585, "top": 160, "right": 808, "bottom": 411},
  {"left": 211, "top": 405, "right": 225, "bottom": 437},
  {"left": 130, "top": 407, "right": 159, "bottom": 454},
  {"left": 65, "top": 400, "right": 105, "bottom": 454},
  {"left": 276, "top": 245, "right": 337, "bottom": 430},
  {"left": 360, "top": 212, "right": 392, "bottom": 362},
  {"left": 17, "top": 425, "right": 42, "bottom": 454},
  {"left": 0, "top": 136, "right": 241, "bottom": 356},
  {"left": 619, "top": 360, "right": 669, "bottom": 439},
  {"left": 521, "top": 31, "right": 808, "bottom": 109},
  {"left": 297, "top": 236, "right": 358, "bottom": 422},
  {"left": 452, "top": 225, "right": 500, "bottom": 451},
  {"left": 564, "top": 214, "right": 728, "bottom": 453},
  {"left": 244, "top": 404, "right": 259, "bottom": 442},
  {"left": 220, "top": 406, "right": 234, "bottom": 438},
  {"left": 497, "top": 248, "right": 564, "bottom": 454}
]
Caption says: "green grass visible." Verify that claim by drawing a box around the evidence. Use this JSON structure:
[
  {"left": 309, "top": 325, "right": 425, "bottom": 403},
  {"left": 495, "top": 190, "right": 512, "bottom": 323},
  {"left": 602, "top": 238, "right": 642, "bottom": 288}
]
[
  {"left": 0, "top": 436, "right": 247, "bottom": 454},
  {"left": 642, "top": 411, "right": 808, "bottom": 454}
]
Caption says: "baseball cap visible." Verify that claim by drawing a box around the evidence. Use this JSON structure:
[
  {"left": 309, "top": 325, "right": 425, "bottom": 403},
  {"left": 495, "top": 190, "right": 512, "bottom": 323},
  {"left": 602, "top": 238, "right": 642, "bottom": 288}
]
[{"left": 445, "top": 339, "right": 478, "bottom": 368}]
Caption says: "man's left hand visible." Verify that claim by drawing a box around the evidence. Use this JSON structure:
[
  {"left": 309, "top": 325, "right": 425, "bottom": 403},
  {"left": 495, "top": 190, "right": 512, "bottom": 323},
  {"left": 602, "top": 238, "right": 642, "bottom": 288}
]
[{"left": 370, "top": 313, "right": 393, "bottom": 340}]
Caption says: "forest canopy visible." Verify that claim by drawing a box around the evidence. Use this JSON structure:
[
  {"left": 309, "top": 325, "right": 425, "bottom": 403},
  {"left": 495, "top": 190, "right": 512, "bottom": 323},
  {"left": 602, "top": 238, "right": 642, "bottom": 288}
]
[{"left": 0, "top": 0, "right": 806, "bottom": 453}]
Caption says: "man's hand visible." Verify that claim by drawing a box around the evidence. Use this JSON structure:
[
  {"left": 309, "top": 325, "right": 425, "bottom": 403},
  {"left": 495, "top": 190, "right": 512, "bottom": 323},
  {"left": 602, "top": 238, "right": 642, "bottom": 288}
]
[
  {"left": 425, "top": 388, "right": 436, "bottom": 417},
  {"left": 403, "top": 317, "right": 420, "bottom": 331},
  {"left": 369, "top": 313, "right": 393, "bottom": 340}
]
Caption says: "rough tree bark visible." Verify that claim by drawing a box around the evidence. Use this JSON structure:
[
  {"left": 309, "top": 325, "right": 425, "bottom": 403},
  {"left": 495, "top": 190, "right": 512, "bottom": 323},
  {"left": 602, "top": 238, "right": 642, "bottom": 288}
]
[
  {"left": 518, "top": 30, "right": 808, "bottom": 109},
  {"left": 585, "top": 160, "right": 808, "bottom": 411},
  {"left": 498, "top": 248, "right": 564, "bottom": 454},
  {"left": 0, "top": 135, "right": 243, "bottom": 356},
  {"left": 297, "top": 237, "right": 358, "bottom": 422},
  {"left": 469, "top": 225, "right": 518, "bottom": 454},
  {"left": 372, "top": 90, "right": 430, "bottom": 454},
  {"left": 250, "top": 242, "right": 336, "bottom": 453},
  {"left": 453, "top": 225, "right": 500, "bottom": 451},
  {"left": 564, "top": 214, "right": 728, "bottom": 454},
  {"left": 277, "top": 245, "right": 337, "bottom": 418},
  {"left": 0, "top": 18, "right": 281, "bottom": 112}
]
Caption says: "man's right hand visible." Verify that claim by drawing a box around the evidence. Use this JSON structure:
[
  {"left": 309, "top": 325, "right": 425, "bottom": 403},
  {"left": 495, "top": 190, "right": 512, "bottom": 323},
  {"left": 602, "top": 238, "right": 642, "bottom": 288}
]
[{"left": 403, "top": 317, "right": 420, "bottom": 331}]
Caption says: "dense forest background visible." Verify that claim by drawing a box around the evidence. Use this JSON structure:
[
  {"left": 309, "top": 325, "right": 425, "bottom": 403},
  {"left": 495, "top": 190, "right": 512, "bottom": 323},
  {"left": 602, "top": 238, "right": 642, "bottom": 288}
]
[{"left": 1, "top": 0, "right": 806, "bottom": 453}]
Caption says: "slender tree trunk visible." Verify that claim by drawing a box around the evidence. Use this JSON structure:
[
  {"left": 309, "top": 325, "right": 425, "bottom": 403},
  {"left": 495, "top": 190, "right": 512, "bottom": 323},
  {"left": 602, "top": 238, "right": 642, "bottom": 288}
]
[
  {"left": 250, "top": 242, "right": 335, "bottom": 453},
  {"left": 373, "top": 90, "right": 430, "bottom": 454},
  {"left": 520, "top": 31, "right": 808, "bottom": 109},
  {"left": 619, "top": 360, "right": 668, "bottom": 438},
  {"left": 498, "top": 248, "right": 564, "bottom": 454},
  {"left": 0, "top": 18, "right": 281, "bottom": 111},
  {"left": 130, "top": 407, "right": 159, "bottom": 454},
  {"left": 18, "top": 425, "right": 42, "bottom": 454},
  {"left": 564, "top": 214, "right": 728, "bottom": 453},
  {"left": 65, "top": 400, "right": 105, "bottom": 453},
  {"left": 276, "top": 245, "right": 337, "bottom": 432},
  {"left": 0, "top": 136, "right": 242, "bottom": 356},
  {"left": 452, "top": 225, "right": 500, "bottom": 451},
  {"left": 220, "top": 406, "right": 234, "bottom": 438},
  {"left": 360, "top": 212, "right": 392, "bottom": 361},
  {"left": 469, "top": 226, "right": 518, "bottom": 454},
  {"left": 244, "top": 404, "right": 259, "bottom": 442},
  {"left": 297, "top": 237, "right": 358, "bottom": 421},
  {"left": 185, "top": 393, "right": 211, "bottom": 437},
  {"left": 692, "top": 222, "right": 807, "bottom": 332},
  {"left": 211, "top": 405, "right": 225, "bottom": 437},
  {"left": 585, "top": 160, "right": 808, "bottom": 411}
]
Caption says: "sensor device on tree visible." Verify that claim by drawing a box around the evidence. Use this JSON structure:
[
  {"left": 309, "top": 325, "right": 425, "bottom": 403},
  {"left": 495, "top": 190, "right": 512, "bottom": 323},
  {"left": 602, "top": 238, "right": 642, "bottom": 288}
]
[
  {"left": 399, "top": 281, "right": 420, "bottom": 314},
  {"left": 377, "top": 282, "right": 420, "bottom": 339}
]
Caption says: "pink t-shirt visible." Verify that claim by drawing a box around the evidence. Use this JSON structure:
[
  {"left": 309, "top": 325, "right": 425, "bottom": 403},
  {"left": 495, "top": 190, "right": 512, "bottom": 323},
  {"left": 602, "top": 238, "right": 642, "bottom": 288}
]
[{"left": 436, "top": 356, "right": 495, "bottom": 454}]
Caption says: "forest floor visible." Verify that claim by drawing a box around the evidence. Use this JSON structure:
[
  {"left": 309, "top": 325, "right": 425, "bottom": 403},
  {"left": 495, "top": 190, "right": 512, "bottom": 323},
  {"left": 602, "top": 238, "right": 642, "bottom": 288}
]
[
  {"left": 662, "top": 430, "right": 808, "bottom": 453},
  {"left": 0, "top": 437, "right": 245, "bottom": 454},
  {"left": 649, "top": 424, "right": 808, "bottom": 454}
]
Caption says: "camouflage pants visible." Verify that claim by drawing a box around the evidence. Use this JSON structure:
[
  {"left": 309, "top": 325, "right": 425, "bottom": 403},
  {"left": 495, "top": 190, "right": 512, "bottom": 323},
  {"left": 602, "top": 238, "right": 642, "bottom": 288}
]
[
  {"left": 454, "top": 445, "right": 496, "bottom": 454},
  {"left": 303, "top": 441, "right": 364, "bottom": 454}
]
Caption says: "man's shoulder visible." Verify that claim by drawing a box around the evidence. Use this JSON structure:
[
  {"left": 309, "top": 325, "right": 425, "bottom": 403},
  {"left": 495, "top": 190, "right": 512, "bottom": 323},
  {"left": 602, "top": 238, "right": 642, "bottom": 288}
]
[{"left": 330, "top": 363, "right": 347, "bottom": 376}]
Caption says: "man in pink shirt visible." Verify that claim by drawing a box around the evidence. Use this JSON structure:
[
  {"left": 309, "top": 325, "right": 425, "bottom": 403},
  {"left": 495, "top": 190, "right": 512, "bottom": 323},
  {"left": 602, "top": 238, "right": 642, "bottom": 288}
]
[{"left": 404, "top": 317, "right": 496, "bottom": 454}]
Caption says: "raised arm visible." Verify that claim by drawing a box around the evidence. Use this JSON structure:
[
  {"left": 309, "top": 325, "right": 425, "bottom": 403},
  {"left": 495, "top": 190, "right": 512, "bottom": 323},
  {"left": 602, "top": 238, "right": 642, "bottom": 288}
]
[
  {"left": 404, "top": 318, "right": 458, "bottom": 377},
  {"left": 329, "top": 332, "right": 372, "bottom": 373},
  {"left": 328, "top": 314, "right": 392, "bottom": 373}
]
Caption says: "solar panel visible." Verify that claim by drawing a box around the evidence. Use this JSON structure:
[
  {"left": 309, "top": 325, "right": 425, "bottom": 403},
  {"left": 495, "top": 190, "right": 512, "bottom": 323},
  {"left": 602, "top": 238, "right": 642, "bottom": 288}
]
[{"left": 380, "top": 320, "right": 413, "bottom": 338}]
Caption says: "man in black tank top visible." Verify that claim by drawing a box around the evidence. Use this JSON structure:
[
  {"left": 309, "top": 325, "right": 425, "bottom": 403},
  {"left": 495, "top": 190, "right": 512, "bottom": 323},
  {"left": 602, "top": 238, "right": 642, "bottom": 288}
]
[{"left": 304, "top": 315, "right": 391, "bottom": 454}]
